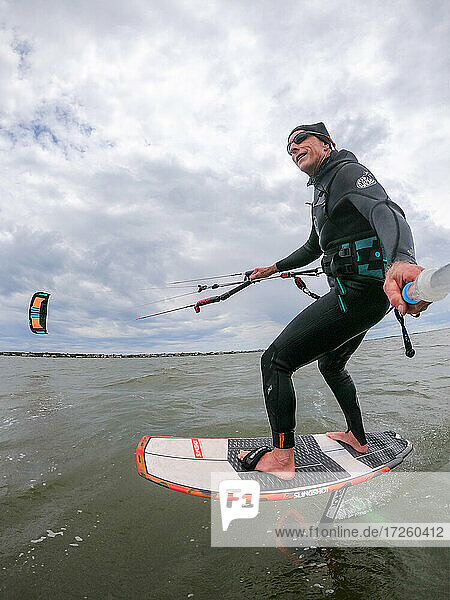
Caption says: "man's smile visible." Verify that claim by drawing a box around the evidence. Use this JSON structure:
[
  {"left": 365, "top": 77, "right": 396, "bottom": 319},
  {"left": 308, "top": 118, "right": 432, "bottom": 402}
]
[{"left": 296, "top": 151, "right": 307, "bottom": 165}]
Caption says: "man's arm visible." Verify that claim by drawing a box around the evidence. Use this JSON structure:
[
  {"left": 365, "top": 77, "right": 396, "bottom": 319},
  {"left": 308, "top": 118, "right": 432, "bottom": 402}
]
[
  {"left": 330, "top": 164, "right": 416, "bottom": 267},
  {"left": 329, "top": 163, "right": 429, "bottom": 314}
]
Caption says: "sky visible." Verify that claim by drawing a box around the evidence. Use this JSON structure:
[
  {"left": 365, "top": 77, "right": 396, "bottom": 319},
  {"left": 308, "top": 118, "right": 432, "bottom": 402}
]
[{"left": 1, "top": 0, "right": 449, "bottom": 354}]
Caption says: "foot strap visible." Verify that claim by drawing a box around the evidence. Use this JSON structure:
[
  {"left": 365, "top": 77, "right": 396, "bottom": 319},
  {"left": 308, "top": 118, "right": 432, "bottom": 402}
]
[{"left": 239, "top": 446, "right": 272, "bottom": 471}]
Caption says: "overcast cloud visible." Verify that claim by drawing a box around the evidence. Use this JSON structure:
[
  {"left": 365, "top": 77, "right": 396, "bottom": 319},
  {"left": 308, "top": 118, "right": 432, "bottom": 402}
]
[{"left": 1, "top": 0, "right": 449, "bottom": 353}]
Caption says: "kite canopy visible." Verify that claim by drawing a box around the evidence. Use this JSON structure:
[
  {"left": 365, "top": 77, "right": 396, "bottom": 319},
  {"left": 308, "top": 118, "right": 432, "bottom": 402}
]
[{"left": 29, "top": 292, "right": 50, "bottom": 334}]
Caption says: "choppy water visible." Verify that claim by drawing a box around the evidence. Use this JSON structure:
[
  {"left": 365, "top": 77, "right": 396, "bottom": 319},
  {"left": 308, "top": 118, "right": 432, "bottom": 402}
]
[{"left": 1, "top": 329, "right": 449, "bottom": 599}]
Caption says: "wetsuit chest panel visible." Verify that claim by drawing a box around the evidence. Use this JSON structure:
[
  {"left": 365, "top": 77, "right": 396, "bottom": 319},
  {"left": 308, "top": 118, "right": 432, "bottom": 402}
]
[
  {"left": 313, "top": 183, "right": 373, "bottom": 252},
  {"left": 319, "top": 199, "right": 372, "bottom": 251}
]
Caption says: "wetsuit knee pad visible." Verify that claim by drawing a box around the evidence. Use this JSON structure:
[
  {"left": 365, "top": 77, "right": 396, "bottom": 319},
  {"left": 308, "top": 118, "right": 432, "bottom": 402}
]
[
  {"left": 261, "top": 343, "right": 293, "bottom": 376},
  {"left": 261, "top": 344, "right": 274, "bottom": 372}
]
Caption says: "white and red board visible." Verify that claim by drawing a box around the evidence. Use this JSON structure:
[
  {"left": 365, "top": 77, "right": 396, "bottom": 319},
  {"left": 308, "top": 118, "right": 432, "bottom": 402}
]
[{"left": 136, "top": 431, "right": 412, "bottom": 501}]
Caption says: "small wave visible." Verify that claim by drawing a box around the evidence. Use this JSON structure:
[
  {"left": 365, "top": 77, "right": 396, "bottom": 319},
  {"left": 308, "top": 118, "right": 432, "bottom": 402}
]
[{"left": 104, "top": 366, "right": 195, "bottom": 388}]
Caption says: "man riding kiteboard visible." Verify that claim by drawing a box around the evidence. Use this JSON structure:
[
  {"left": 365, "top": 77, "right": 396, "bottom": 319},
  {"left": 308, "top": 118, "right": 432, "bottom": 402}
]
[{"left": 239, "top": 122, "right": 428, "bottom": 480}]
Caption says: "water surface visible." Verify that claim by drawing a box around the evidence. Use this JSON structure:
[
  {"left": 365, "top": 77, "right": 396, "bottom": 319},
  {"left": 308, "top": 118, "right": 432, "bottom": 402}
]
[{"left": 1, "top": 330, "right": 449, "bottom": 599}]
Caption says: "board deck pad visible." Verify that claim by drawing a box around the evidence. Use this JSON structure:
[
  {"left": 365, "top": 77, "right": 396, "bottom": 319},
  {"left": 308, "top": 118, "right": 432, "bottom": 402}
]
[{"left": 136, "top": 431, "right": 412, "bottom": 500}]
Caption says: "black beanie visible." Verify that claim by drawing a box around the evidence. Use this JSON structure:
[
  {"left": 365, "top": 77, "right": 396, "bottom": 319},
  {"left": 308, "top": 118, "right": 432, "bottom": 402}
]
[{"left": 288, "top": 122, "right": 335, "bottom": 148}]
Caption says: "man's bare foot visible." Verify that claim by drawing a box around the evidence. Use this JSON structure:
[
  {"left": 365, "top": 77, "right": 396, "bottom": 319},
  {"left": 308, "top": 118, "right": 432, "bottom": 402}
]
[
  {"left": 326, "top": 431, "right": 368, "bottom": 453},
  {"left": 238, "top": 448, "right": 296, "bottom": 480}
]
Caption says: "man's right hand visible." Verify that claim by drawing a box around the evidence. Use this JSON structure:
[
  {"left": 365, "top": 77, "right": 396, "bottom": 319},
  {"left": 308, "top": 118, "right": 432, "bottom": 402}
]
[{"left": 249, "top": 264, "right": 278, "bottom": 280}]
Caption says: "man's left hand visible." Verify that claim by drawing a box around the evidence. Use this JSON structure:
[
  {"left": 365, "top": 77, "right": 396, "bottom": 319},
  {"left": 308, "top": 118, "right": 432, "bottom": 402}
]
[{"left": 384, "top": 261, "right": 431, "bottom": 316}]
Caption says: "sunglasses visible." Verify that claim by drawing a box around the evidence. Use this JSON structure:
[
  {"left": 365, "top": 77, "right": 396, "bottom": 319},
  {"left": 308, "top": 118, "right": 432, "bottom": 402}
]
[{"left": 287, "top": 131, "right": 333, "bottom": 155}]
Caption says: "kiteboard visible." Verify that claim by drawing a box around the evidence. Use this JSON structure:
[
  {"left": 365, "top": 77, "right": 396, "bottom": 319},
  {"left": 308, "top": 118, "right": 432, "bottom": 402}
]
[{"left": 136, "top": 431, "right": 412, "bottom": 501}]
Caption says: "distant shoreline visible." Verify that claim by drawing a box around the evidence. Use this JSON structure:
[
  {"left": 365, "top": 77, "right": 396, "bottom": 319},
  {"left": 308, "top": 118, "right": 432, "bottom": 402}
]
[
  {"left": 0, "top": 350, "right": 264, "bottom": 359},
  {"left": 1, "top": 327, "right": 447, "bottom": 358}
]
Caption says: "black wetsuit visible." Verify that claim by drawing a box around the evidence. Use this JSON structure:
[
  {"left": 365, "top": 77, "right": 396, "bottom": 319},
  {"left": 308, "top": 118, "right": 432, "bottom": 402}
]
[{"left": 264, "top": 149, "right": 416, "bottom": 449}]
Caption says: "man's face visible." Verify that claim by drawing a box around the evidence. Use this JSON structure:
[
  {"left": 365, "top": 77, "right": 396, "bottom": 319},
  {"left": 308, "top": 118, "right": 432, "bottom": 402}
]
[{"left": 288, "top": 130, "right": 330, "bottom": 176}]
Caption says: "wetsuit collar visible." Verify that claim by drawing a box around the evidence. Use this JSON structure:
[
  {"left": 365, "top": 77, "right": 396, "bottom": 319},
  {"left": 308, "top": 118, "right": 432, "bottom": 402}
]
[
  {"left": 307, "top": 151, "right": 336, "bottom": 186},
  {"left": 307, "top": 149, "right": 359, "bottom": 187}
]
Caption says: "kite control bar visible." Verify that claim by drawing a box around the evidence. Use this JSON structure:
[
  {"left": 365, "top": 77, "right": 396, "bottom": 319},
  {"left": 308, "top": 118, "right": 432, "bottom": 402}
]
[
  {"left": 193, "top": 279, "right": 255, "bottom": 313},
  {"left": 136, "top": 268, "right": 323, "bottom": 320}
]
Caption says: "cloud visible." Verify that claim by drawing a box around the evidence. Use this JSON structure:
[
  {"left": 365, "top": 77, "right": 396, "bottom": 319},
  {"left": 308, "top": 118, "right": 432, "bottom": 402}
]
[{"left": 1, "top": 0, "right": 448, "bottom": 352}]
